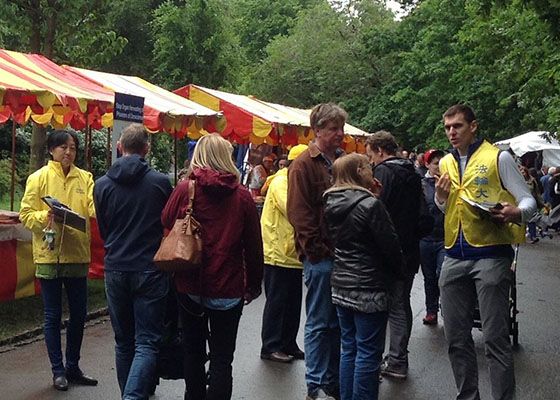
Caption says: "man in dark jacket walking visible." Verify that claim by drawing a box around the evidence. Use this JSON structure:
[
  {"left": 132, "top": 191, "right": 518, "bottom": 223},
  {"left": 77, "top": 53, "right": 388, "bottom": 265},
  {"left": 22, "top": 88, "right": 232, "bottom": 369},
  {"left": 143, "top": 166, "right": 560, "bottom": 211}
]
[
  {"left": 366, "top": 131, "right": 430, "bottom": 380},
  {"left": 94, "top": 123, "right": 173, "bottom": 400}
]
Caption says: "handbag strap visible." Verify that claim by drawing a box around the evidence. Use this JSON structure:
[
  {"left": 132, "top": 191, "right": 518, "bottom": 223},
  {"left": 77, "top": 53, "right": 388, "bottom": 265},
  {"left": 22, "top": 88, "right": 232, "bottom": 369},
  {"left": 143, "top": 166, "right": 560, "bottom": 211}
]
[{"left": 186, "top": 179, "right": 195, "bottom": 216}]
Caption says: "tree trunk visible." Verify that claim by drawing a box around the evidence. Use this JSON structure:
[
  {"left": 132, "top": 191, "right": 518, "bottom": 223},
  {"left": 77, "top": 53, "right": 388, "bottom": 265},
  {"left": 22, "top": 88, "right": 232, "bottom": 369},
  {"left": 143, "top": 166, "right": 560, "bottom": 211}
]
[
  {"left": 29, "top": 124, "right": 47, "bottom": 173},
  {"left": 25, "top": 0, "right": 47, "bottom": 173}
]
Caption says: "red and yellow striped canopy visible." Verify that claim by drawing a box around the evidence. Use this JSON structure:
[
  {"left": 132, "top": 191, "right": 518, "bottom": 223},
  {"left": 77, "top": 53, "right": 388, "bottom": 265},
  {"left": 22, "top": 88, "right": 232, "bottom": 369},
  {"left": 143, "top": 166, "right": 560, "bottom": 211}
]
[
  {"left": 175, "top": 84, "right": 369, "bottom": 151},
  {"left": 65, "top": 66, "right": 221, "bottom": 138},
  {"left": 0, "top": 49, "right": 114, "bottom": 129}
]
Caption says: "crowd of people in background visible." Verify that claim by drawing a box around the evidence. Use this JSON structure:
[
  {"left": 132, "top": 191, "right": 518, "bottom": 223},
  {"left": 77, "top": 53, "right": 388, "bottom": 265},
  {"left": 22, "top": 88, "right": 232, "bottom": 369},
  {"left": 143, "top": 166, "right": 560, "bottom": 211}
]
[{"left": 20, "top": 101, "right": 557, "bottom": 400}]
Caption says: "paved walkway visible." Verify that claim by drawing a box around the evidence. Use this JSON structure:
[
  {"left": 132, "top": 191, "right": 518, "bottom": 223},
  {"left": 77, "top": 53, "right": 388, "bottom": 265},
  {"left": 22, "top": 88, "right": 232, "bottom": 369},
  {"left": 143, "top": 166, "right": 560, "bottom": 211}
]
[{"left": 1, "top": 238, "right": 559, "bottom": 399}]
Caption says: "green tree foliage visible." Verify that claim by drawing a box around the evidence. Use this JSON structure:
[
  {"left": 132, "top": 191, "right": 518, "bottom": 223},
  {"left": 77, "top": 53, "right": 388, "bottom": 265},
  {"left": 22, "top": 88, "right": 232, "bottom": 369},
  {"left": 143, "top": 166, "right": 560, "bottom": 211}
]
[
  {"left": 151, "top": 0, "right": 244, "bottom": 90},
  {"left": 232, "top": 0, "right": 321, "bottom": 63},
  {"left": 0, "top": 0, "right": 127, "bottom": 174},
  {"left": 1, "top": 0, "right": 126, "bottom": 64},
  {"left": 100, "top": 0, "right": 166, "bottom": 78},
  {"left": 248, "top": 0, "right": 395, "bottom": 116}
]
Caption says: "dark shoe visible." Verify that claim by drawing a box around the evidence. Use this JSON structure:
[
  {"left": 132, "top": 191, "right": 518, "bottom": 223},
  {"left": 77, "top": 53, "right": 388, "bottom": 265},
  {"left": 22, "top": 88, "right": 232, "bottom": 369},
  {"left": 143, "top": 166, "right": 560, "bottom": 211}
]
[
  {"left": 260, "top": 351, "right": 294, "bottom": 363},
  {"left": 287, "top": 349, "right": 305, "bottom": 360},
  {"left": 423, "top": 313, "right": 438, "bottom": 325},
  {"left": 326, "top": 384, "right": 340, "bottom": 400},
  {"left": 380, "top": 362, "right": 407, "bottom": 379},
  {"left": 306, "top": 388, "right": 335, "bottom": 400},
  {"left": 53, "top": 375, "right": 68, "bottom": 391},
  {"left": 530, "top": 237, "right": 539, "bottom": 244},
  {"left": 65, "top": 368, "right": 98, "bottom": 386}
]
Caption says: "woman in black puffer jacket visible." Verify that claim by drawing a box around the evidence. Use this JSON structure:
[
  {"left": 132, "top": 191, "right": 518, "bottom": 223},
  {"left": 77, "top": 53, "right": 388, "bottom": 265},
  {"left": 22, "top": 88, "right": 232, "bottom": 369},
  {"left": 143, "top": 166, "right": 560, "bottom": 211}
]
[{"left": 324, "top": 153, "right": 405, "bottom": 400}]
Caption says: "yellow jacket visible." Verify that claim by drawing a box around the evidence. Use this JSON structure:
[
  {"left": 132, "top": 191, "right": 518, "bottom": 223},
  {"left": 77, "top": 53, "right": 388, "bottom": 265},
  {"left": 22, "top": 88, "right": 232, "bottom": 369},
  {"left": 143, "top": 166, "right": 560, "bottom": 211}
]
[
  {"left": 20, "top": 161, "right": 95, "bottom": 264},
  {"left": 440, "top": 140, "right": 525, "bottom": 248},
  {"left": 260, "top": 168, "right": 302, "bottom": 268}
]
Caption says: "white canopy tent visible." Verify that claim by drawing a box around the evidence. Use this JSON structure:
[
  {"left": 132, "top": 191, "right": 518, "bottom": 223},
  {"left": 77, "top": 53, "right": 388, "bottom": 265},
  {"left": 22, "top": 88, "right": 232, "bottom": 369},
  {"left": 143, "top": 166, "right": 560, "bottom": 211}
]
[{"left": 494, "top": 131, "right": 560, "bottom": 168}]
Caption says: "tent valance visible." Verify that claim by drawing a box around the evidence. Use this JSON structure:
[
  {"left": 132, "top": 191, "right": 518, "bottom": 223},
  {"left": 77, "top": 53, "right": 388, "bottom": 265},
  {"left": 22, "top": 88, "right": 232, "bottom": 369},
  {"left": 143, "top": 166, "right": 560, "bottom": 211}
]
[
  {"left": 65, "top": 67, "right": 221, "bottom": 138},
  {"left": 175, "top": 84, "right": 369, "bottom": 151}
]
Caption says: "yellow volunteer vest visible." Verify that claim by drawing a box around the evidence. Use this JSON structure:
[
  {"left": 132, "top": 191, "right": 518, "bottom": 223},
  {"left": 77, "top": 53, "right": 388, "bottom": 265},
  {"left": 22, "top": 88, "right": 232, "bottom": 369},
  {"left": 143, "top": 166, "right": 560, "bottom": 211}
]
[{"left": 439, "top": 140, "right": 525, "bottom": 248}]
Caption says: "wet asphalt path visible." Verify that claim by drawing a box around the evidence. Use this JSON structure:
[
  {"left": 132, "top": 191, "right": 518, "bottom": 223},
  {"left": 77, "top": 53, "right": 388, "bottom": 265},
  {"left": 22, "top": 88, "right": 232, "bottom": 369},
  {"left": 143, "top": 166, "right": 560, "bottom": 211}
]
[{"left": 1, "top": 237, "right": 559, "bottom": 399}]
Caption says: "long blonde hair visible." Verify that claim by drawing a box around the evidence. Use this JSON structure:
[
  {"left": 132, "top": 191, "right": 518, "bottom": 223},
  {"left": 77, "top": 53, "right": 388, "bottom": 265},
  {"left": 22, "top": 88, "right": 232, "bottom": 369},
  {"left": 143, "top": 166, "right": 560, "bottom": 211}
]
[
  {"left": 327, "top": 153, "right": 371, "bottom": 192},
  {"left": 189, "top": 134, "right": 241, "bottom": 180}
]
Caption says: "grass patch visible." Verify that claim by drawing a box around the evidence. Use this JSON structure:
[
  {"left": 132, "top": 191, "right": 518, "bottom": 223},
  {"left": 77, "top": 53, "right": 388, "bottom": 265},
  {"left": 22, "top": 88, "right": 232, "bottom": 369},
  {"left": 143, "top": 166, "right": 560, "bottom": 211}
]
[
  {"left": 0, "top": 278, "right": 107, "bottom": 343},
  {"left": 0, "top": 191, "right": 21, "bottom": 211}
]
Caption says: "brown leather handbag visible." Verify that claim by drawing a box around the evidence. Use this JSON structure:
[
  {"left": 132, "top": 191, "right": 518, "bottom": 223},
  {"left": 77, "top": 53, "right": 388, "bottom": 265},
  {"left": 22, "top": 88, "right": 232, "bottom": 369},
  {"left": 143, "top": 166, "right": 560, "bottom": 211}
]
[{"left": 154, "top": 180, "right": 202, "bottom": 272}]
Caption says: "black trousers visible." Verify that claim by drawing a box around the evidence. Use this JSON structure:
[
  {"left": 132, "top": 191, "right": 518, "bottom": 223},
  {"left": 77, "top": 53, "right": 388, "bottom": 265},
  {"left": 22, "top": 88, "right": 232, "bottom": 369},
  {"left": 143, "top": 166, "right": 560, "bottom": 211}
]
[
  {"left": 260, "top": 264, "right": 303, "bottom": 354},
  {"left": 178, "top": 293, "right": 243, "bottom": 400}
]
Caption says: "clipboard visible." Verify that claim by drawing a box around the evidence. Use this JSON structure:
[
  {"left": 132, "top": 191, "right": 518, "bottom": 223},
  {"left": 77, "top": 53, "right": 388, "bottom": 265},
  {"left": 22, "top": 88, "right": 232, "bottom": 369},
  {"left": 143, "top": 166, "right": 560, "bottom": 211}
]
[{"left": 41, "top": 196, "right": 87, "bottom": 232}]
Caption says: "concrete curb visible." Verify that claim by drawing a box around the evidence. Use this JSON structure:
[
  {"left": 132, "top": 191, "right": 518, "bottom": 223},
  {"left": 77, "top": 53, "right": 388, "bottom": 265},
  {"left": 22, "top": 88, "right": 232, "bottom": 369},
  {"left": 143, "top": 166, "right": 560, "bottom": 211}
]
[{"left": 0, "top": 307, "right": 109, "bottom": 351}]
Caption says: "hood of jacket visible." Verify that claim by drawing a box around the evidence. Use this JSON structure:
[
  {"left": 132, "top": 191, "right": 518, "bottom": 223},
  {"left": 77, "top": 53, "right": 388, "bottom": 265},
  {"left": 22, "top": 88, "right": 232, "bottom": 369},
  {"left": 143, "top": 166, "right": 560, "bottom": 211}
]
[
  {"left": 324, "top": 186, "right": 372, "bottom": 224},
  {"left": 379, "top": 156, "right": 417, "bottom": 176},
  {"left": 107, "top": 154, "right": 150, "bottom": 185},
  {"left": 192, "top": 168, "right": 239, "bottom": 198}
]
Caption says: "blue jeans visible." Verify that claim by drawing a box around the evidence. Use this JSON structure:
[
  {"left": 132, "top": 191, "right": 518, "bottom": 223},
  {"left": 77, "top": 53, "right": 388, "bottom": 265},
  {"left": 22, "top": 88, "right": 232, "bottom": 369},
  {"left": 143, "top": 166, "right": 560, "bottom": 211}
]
[
  {"left": 419, "top": 239, "right": 445, "bottom": 315},
  {"left": 337, "top": 307, "right": 387, "bottom": 400},
  {"left": 303, "top": 257, "right": 340, "bottom": 393},
  {"left": 105, "top": 270, "right": 169, "bottom": 400},
  {"left": 40, "top": 277, "right": 88, "bottom": 376}
]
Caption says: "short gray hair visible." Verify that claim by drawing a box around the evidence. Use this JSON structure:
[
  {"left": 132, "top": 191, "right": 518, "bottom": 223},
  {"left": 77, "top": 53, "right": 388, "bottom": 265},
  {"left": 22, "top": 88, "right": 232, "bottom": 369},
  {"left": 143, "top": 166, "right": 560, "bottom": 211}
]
[
  {"left": 310, "top": 103, "right": 347, "bottom": 131},
  {"left": 120, "top": 123, "right": 150, "bottom": 154}
]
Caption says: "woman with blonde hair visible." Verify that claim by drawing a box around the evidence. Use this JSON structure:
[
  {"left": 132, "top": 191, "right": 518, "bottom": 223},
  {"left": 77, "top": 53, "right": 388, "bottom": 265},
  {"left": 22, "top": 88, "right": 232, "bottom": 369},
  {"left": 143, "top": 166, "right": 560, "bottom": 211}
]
[
  {"left": 161, "top": 133, "right": 264, "bottom": 400},
  {"left": 323, "top": 153, "right": 404, "bottom": 400}
]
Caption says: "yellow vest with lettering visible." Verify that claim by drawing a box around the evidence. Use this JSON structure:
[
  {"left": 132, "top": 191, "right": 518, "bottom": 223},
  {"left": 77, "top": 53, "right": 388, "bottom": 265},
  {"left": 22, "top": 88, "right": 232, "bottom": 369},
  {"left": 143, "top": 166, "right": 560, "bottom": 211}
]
[{"left": 439, "top": 141, "right": 525, "bottom": 248}]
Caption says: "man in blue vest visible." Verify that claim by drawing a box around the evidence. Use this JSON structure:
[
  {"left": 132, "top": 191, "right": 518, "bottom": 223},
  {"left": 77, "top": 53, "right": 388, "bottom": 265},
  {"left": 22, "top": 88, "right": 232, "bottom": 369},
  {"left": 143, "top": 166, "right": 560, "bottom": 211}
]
[{"left": 435, "top": 105, "right": 536, "bottom": 400}]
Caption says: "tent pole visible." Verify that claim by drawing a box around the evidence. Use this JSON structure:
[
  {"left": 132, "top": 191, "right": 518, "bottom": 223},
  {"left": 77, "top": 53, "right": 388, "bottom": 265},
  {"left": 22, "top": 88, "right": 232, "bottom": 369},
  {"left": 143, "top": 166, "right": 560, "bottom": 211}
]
[
  {"left": 88, "top": 124, "right": 93, "bottom": 171},
  {"left": 107, "top": 127, "right": 112, "bottom": 169},
  {"left": 174, "top": 134, "right": 178, "bottom": 186},
  {"left": 10, "top": 119, "right": 16, "bottom": 211},
  {"left": 84, "top": 110, "right": 90, "bottom": 171}
]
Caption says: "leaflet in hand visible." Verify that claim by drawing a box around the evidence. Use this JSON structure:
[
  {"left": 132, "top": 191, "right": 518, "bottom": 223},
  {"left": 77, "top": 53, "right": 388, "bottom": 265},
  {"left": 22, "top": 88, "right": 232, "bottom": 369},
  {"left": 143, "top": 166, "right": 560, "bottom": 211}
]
[
  {"left": 460, "top": 197, "right": 502, "bottom": 213},
  {"left": 460, "top": 197, "right": 521, "bottom": 226},
  {"left": 41, "top": 196, "right": 86, "bottom": 232}
]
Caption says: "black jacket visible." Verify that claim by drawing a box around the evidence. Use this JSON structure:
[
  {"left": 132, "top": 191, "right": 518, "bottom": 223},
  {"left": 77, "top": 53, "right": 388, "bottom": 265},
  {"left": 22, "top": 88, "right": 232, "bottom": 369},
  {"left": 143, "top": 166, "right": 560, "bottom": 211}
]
[
  {"left": 324, "top": 187, "right": 405, "bottom": 292},
  {"left": 421, "top": 176, "right": 444, "bottom": 241},
  {"left": 374, "top": 157, "right": 430, "bottom": 274},
  {"left": 94, "top": 154, "right": 173, "bottom": 272}
]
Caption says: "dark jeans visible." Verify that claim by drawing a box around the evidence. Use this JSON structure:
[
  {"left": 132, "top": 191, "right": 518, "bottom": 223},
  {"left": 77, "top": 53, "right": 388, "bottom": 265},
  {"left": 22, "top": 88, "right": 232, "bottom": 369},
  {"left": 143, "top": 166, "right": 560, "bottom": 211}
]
[
  {"left": 419, "top": 239, "right": 445, "bottom": 315},
  {"left": 528, "top": 222, "right": 537, "bottom": 240},
  {"left": 178, "top": 293, "right": 243, "bottom": 400},
  {"left": 261, "top": 264, "right": 303, "bottom": 354},
  {"left": 385, "top": 273, "right": 415, "bottom": 369},
  {"left": 337, "top": 306, "right": 388, "bottom": 400},
  {"left": 105, "top": 270, "right": 169, "bottom": 400},
  {"left": 40, "top": 277, "right": 88, "bottom": 376}
]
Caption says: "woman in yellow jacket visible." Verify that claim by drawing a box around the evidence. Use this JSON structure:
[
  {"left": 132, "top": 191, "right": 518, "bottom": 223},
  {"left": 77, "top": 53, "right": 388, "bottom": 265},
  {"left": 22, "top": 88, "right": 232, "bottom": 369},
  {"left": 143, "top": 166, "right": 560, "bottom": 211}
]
[
  {"left": 260, "top": 145, "right": 307, "bottom": 363},
  {"left": 19, "top": 130, "right": 97, "bottom": 391}
]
